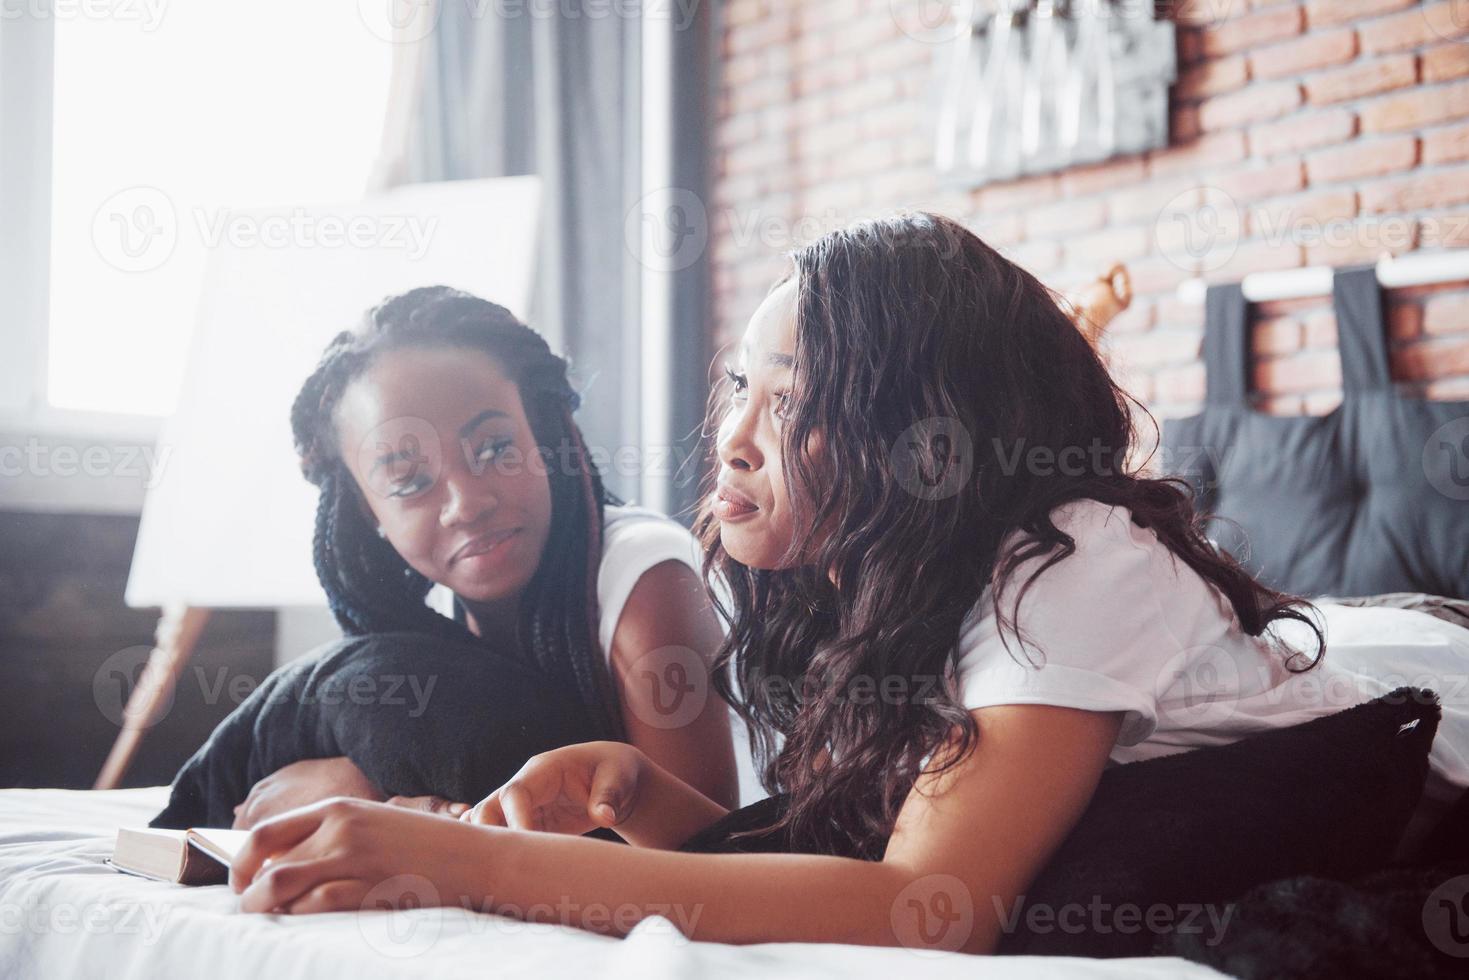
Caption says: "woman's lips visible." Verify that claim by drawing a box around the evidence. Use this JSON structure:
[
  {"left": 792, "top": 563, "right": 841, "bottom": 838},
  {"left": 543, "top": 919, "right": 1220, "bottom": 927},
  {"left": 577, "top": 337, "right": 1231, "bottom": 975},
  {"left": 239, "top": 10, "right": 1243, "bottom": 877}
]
[
  {"left": 713, "top": 485, "right": 760, "bottom": 522},
  {"left": 451, "top": 527, "right": 521, "bottom": 566}
]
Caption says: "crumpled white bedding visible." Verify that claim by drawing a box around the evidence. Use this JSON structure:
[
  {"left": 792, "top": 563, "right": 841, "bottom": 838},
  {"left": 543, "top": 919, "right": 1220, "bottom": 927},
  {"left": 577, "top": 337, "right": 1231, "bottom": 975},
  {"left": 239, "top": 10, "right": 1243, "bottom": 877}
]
[{"left": 0, "top": 786, "right": 1224, "bottom": 980}]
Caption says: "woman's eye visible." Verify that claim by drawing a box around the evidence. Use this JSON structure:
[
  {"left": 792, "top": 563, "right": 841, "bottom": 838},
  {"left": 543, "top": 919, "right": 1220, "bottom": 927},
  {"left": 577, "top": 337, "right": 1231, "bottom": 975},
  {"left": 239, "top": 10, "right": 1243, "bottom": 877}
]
[
  {"left": 473, "top": 438, "right": 513, "bottom": 464},
  {"left": 386, "top": 474, "right": 432, "bottom": 499},
  {"left": 724, "top": 366, "right": 749, "bottom": 402},
  {"left": 773, "top": 390, "right": 791, "bottom": 420}
]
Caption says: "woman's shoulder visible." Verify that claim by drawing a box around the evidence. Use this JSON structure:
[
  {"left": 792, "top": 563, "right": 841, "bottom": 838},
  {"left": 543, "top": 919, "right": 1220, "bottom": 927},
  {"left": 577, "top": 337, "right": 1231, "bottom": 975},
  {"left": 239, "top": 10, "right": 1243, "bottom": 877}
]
[
  {"left": 995, "top": 497, "right": 1155, "bottom": 577},
  {"left": 600, "top": 504, "right": 701, "bottom": 565},
  {"left": 595, "top": 504, "right": 704, "bottom": 651}
]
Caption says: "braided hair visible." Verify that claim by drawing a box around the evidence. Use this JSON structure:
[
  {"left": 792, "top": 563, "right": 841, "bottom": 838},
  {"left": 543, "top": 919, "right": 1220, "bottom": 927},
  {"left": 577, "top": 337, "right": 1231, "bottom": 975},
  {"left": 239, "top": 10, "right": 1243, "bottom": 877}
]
[{"left": 289, "top": 286, "right": 625, "bottom": 741}]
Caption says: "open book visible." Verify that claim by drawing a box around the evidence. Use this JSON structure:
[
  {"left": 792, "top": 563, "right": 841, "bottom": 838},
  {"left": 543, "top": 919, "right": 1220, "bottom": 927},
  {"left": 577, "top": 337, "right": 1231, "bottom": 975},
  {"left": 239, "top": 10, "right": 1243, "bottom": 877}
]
[{"left": 108, "top": 827, "right": 251, "bottom": 885}]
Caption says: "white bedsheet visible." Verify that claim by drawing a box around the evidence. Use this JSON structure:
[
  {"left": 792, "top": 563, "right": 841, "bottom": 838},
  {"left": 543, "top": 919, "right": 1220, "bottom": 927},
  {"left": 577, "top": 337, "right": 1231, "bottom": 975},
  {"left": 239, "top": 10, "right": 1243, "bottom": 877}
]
[{"left": 0, "top": 787, "right": 1225, "bottom": 979}]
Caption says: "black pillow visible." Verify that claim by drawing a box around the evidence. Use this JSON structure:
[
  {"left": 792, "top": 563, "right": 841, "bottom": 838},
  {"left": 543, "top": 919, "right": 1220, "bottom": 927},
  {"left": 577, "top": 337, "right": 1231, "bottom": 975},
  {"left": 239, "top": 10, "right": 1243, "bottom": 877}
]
[{"left": 681, "top": 687, "right": 1441, "bottom": 958}]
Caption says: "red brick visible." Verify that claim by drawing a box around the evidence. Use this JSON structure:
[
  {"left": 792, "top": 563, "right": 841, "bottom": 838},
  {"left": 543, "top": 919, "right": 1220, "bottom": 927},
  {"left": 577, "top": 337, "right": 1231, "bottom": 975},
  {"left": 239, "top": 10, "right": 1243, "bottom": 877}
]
[
  {"left": 1003, "top": 240, "right": 1062, "bottom": 275},
  {"left": 1304, "top": 392, "right": 1344, "bottom": 415},
  {"left": 1303, "top": 217, "right": 1419, "bottom": 265},
  {"left": 1213, "top": 159, "right": 1306, "bottom": 200},
  {"left": 1303, "top": 311, "right": 1339, "bottom": 347},
  {"left": 1254, "top": 316, "right": 1305, "bottom": 355},
  {"left": 1257, "top": 297, "right": 1331, "bottom": 320},
  {"left": 1305, "top": 0, "right": 1416, "bottom": 28},
  {"left": 1248, "top": 108, "right": 1357, "bottom": 157},
  {"left": 1064, "top": 225, "right": 1153, "bottom": 267},
  {"left": 826, "top": 140, "right": 899, "bottom": 180},
  {"left": 1424, "top": 42, "right": 1469, "bottom": 83},
  {"left": 1304, "top": 54, "right": 1418, "bottom": 105},
  {"left": 1178, "top": 27, "right": 1207, "bottom": 67},
  {"left": 1199, "top": 81, "right": 1303, "bottom": 131},
  {"left": 1104, "top": 299, "right": 1159, "bottom": 335},
  {"left": 1156, "top": 363, "right": 1207, "bottom": 404},
  {"left": 1361, "top": 165, "right": 1469, "bottom": 212},
  {"left": 1257, "top": 393, "right": 1308, "bottom": 415},
  {"left": 1204, "top": 6, "right": 1305, "bottom": 57},
  {"left": 1361, "top": 1, "right": 1469, "bottom": 52},
  {"left": 1157, "top": 297, "right": 1207, "bottom": 330},
  {"left": 1125, "top": 256, "right": 1197, "bottom": 296},
  {"left": 1208, "top": 239, "right": 1306, "bottom": 282},
  {"left": 1250, "top": 28, "right": 1358, "bottom": 79},
  {"left": 1111, "top": 328, "right": 1204, "bottom": 369},
  {"left": 1389, "top": 302, "right": 1425, "bottom": 341},
  {"left": 1361, "top": 80, "right": 1469, "bottom": 132},
  {"left": 1110, "top": 178, "right": 1207, "bottom": 224},
  {"left": 1254, "top": 350, "right": 1343, "bottom": 394},
  {"left": 1059, "top": 156, "right": 1148, "bottom": 199},
  {"left": 1425, "top": 378, "right": 1469, "bottom": 398},
  {"left": 1398, "top": 339, "right": 1469, "bottom": 380},
  {"left": 1425, "top": 294, "right": 1469, "bottom": 335},
  {"left": 976, "top": 175, "right": 1061, "bottom": 213},
  {"left": 1176, "top": 56, "right": 1251, "bottom": 100},
  {"left": 1421, "top": 210, "right": 1469, "bottom": 247},
  {"left": 1247, "top": 189, "right": 1360, "bottom": 238},
  {"left": 1147, "top": 130, "right": 1249, "bottom": 179},
  {"left": 1424, "top": 122, "right": 1469, "bottom": 164},
  {"left": 1025, "top": 197, "right": 1108, "bottom": 239},
  {"left": 1173, "top": 105, "right": 1204, "bottom": 144},
  {"left": 1305, "top": 135, "right": 1420, "bottom": 183}
]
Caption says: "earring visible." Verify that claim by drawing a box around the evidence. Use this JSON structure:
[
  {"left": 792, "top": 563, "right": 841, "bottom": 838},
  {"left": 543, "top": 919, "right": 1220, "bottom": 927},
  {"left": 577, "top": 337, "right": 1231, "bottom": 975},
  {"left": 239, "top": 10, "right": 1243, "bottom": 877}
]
[{"left": 376, "top": 526, "right": 387, "bottom": 539}]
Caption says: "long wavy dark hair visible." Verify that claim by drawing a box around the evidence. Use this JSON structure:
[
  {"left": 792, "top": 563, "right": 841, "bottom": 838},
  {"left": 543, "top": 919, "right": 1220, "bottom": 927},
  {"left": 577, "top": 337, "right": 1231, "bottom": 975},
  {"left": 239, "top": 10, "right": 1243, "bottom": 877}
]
[
  {"left": 289, "top": 286, "right": 625, "bottom": 742},
  {"left": 696, "top": 212, "right": 1324, "bottom": 858}
]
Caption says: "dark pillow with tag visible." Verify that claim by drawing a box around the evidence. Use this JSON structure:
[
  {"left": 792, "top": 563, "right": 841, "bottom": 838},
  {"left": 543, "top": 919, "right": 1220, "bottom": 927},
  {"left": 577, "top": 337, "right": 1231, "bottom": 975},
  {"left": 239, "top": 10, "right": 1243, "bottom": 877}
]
[{"left": 681, "top": 687, "right": 1440, "bottom": 958}]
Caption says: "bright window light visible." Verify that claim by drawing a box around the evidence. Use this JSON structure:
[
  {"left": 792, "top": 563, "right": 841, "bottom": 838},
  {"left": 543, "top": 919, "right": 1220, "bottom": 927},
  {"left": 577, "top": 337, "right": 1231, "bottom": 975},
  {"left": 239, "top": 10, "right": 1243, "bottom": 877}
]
[{"left": 47, "top": 2, "right": 393, "bottom": 416}]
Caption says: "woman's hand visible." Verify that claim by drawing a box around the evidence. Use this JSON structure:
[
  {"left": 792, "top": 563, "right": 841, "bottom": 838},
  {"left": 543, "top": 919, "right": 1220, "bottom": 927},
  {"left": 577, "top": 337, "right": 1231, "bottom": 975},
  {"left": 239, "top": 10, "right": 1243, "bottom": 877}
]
[
  {"left": 460, "top": 741, "right": 645, "bottom": 837},
  {"left": 233, "top": 756, "right": 385, "bottom": 830},
  {"left": 230, "top": 796, "right": 493, "bottom": 914}
]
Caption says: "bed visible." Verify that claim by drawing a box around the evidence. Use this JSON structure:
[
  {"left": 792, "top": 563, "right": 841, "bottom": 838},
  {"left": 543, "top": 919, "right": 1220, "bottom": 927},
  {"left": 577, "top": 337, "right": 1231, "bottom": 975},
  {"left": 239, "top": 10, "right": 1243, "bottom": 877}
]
[
  {"left": 0, "top": 787, "right": 1225, "bottom": 979},
  {"left": 4, "top": 267, "right": 1465, "bottom": 978}
]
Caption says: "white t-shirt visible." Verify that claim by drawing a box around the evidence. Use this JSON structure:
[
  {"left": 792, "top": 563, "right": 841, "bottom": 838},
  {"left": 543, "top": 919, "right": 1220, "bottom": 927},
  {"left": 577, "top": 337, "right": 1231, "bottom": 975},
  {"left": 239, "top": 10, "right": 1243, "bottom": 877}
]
[
  {"left": 951, "top": 498, "right": 1469, "bottom": 808},
  {"left": 427, "top": 503, "right": 703, "bottom": 660}
]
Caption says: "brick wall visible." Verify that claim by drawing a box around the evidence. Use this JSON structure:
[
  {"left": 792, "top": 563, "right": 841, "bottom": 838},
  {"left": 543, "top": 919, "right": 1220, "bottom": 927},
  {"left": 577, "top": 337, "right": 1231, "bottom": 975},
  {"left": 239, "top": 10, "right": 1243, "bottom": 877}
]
[{"left": 711, "top": 0, "right": 1469, "bottom": 424}]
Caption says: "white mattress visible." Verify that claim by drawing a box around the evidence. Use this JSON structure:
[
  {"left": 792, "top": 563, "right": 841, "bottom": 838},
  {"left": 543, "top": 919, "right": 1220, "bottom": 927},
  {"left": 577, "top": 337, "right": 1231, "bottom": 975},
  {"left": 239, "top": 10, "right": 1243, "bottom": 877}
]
[{"left": 0, "top": 786, "right": 1225, "bottom": 979}]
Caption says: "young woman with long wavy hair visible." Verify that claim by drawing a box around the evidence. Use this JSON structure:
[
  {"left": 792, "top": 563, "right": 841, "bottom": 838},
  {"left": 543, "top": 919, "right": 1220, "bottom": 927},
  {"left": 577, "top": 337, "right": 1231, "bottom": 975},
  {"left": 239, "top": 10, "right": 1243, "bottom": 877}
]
[{"left": 225, "top": 214, "right": 1469, "bottom": 954}]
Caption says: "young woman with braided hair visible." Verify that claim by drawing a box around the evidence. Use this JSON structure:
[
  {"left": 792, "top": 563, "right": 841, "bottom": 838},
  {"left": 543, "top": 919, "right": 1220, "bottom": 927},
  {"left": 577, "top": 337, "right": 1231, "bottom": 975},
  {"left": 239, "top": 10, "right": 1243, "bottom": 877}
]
[{"left": 151, "top": 286, "right": 736, "bottom": 831}]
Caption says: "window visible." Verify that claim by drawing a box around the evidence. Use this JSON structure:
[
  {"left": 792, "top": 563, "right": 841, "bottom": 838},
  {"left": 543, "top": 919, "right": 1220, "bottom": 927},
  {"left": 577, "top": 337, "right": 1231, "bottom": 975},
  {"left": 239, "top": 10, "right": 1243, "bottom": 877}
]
[{"left": 26, "top": 1, "right": 392, "bottom": 418}]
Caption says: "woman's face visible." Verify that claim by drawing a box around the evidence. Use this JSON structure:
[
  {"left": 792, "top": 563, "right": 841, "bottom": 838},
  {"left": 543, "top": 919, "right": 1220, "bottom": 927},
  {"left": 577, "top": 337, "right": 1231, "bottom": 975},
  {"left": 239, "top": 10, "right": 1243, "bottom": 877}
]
[
  {"left": 714, "top": 279, "right": 809, "bottom": 570},
  {"left": 333, "top": 346, "right": 553, "bottom": 607}
]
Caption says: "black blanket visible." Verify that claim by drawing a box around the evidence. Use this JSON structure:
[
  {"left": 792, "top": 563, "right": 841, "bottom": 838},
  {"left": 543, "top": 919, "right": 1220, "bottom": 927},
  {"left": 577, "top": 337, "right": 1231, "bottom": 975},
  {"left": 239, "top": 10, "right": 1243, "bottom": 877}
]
[{"left": 150, "top": 631, "right": 601, "bottom": 829}]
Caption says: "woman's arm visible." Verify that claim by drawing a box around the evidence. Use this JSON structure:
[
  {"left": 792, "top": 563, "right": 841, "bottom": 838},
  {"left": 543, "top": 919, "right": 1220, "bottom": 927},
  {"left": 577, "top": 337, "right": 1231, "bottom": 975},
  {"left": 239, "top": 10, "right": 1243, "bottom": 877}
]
[
  {"left": 608, "top": 559, "right": 739, "bottom": 810},
  {"left": 458, "top": 740, "right": 729, "bottom": 850},
  {"left": 232, "top": 704, "right": 1121, "bottom": 954}
]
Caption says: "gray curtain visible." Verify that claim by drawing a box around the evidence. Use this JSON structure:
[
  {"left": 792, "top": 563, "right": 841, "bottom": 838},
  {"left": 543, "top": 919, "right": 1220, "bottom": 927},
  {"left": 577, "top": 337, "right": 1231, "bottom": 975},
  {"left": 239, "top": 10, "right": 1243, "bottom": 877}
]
[{"left": 398, "top": 0, "right": 713, "bottom": 517}]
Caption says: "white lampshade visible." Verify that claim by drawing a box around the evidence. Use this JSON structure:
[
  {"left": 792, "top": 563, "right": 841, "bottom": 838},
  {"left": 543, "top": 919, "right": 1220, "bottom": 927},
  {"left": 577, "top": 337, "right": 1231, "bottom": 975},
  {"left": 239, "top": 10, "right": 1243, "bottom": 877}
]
[{"left": 126, "top": 177, "right": 542, "bottom": 608}]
